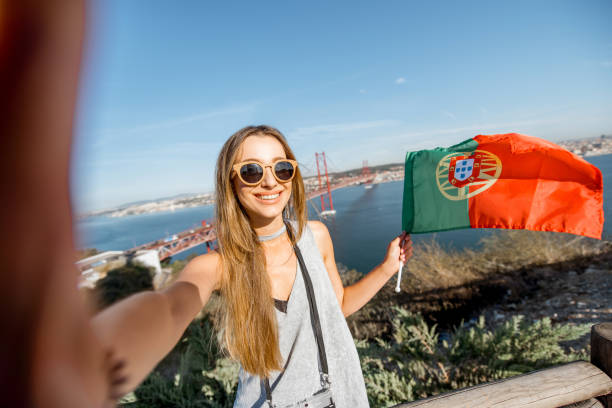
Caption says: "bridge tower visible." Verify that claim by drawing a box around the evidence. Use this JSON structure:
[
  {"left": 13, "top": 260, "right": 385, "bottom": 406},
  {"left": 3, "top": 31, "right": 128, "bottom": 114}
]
[
  {"left": 362, "top": 160, "right": 374, "bottom": 188},
  {"left": 362, "top": 160, "right": 372, "bottom": 177},
  {"left": 315, "top": 151, "right": 336, "bottom": 216}
]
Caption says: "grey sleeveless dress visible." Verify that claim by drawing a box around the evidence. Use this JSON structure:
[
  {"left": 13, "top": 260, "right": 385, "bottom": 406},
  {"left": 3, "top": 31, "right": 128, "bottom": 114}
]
[{"left": 233, "top": 223, "right": 369, "bottom": 407}]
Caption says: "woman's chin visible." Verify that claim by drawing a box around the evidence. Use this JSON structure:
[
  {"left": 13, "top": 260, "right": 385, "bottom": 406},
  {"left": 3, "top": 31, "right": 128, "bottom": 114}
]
[
  {"left": 246, "top": 201, "right": 287, "bottom": 222},
  {"left": 258, "top": 208, "right": 284, "bottom": 221}
]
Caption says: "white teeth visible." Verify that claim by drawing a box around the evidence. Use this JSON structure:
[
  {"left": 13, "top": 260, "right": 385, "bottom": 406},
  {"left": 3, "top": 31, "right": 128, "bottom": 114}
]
[{"left": 259, "top": 194, "right": 280, "bottom": 200}]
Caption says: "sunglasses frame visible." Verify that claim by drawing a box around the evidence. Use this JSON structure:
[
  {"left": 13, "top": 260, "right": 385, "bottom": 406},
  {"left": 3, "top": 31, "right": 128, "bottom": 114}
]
[{"left": 232, "top": 159, "right": 298, "bottom": 186}]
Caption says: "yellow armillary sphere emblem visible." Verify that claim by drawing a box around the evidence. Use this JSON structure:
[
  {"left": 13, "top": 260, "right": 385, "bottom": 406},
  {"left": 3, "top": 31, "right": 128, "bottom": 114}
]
[{"left": 435, "top": 150, "right": 502, "bottom": 201}]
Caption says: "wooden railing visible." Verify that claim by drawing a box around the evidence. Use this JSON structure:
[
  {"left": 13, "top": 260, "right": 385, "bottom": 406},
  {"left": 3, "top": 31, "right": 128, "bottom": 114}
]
[{"left": 395, "top": 323, "right": 612, "bottom": 408}]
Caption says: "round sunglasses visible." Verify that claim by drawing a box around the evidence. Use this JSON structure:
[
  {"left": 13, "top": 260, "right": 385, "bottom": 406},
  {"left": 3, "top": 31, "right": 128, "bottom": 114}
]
[{"left": 232, "top": 159, "right": 298, "bottom": 186}]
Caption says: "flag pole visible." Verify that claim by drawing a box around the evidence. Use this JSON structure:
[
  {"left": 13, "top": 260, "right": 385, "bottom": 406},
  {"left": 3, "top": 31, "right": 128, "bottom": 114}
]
[
  {"left": 395, "top": 261, "right": 403, "bottom": 293},
  {"left": 395, "top": 232, "right": 408, "bottom": 292}
]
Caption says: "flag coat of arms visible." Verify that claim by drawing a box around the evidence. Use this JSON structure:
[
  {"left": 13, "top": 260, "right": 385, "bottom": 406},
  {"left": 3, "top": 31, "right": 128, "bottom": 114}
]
[{"left": 402, "top": 133, "right": 604, "bottom": 239}]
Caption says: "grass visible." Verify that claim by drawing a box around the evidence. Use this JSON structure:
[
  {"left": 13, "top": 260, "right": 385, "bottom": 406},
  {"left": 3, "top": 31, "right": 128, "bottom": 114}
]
[{"left": 402, "top": 230, "right": 608, "bottom": 291}]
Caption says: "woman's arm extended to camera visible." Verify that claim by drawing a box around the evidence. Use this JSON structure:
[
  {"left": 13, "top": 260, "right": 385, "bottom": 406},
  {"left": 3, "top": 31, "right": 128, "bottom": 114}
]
[
  {"left": 90, "top": 252, "right": 221, "bottom": 394},
  {"left": 309, "top": 221, "right": 412, "bottom": 317}
]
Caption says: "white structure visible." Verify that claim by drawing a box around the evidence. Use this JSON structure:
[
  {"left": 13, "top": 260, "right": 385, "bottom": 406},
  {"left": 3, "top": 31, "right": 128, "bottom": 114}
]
[
  {"left": 132, "top": 250, "right": 162, "bottom": 274},
  {"left": 76, "top": 249, "right": 162, "bottom": 288}
]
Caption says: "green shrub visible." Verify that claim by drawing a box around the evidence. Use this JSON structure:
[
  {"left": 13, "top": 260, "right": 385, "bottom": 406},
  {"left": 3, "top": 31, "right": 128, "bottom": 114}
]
[
  {"left": 95, "top": 263, "right": 154, "bottom": 309},
  {"left": 357, "top": 307, "right": 590, "bottom": 406}
]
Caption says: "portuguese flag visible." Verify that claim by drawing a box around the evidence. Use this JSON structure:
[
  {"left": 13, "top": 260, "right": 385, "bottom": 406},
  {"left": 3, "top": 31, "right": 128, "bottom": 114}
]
[{"left": 402, "top": 133, "right": 604, "bottom": 239}]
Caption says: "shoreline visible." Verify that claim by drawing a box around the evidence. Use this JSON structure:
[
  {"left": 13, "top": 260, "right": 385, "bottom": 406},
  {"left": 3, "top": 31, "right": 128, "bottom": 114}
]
[
  {"left": 79, "top": 149, "right": 611, "bottom": 220},
  {"left": 80, "top": 178, "right": 405, "bottom": 220}
]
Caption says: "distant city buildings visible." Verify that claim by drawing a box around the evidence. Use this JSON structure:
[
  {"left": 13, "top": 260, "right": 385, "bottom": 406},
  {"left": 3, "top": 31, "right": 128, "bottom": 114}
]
[
  {"left": 557, "top": 135, "right": 612, "bottom": 157},
  {"left": 83, "top": 192, "right": 215, "bottom": 218},
  {"left": 83, "top": 135, "right": 609, "bottom": 219}
]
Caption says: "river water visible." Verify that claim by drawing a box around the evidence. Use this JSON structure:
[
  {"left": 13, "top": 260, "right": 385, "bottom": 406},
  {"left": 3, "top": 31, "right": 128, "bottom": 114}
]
[{"left": 76, "top": 154, "right": 611, "bottom": 273}]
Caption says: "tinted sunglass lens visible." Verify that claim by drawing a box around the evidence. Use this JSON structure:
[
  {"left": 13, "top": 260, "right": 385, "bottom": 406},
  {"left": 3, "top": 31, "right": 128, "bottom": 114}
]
[
  {"left": 240, "top": 163, "right": 264, "bottom": 184},
  {"left": 274, "top": 161, "right": 295, "bottom": 181}
]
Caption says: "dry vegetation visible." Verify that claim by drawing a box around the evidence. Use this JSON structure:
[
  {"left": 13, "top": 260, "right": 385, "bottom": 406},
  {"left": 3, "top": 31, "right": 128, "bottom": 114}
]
[
  {"left": 403, "top": 230, "right": 608, "bottom": 291},
  {"left": 344, "top": 230, "right": 610, "bottom": 339}
]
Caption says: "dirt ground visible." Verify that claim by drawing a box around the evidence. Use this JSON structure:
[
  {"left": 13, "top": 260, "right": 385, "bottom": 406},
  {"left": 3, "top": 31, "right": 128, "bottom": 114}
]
[
  {"left": 476, "top": 248, "right": 612, "bottom": 350},
  {"left": 359, "top": 245, "right": 612, "bottom": 351}
]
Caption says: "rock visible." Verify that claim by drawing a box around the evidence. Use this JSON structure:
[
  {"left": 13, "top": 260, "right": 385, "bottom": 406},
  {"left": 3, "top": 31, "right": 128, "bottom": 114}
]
[{"left": 584, "top": 266, "right": 602, "bottom": 274}]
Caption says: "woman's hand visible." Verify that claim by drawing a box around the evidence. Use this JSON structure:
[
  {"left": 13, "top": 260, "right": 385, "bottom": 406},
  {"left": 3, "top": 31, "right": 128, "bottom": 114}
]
[{"left": 382, "top": 232, "right": 413, "bottom": 276}]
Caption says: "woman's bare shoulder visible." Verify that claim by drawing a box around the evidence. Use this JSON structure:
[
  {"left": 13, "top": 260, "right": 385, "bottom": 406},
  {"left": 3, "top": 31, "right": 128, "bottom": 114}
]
[
  {"left": 307, "top": 220, "right": 333, "bottom": 255},
  {"left": 175, "top": 250, "right": 223, "bottom": 295},
  {"left": 307, "top": 220, "right": 330, "bottom": 238}
]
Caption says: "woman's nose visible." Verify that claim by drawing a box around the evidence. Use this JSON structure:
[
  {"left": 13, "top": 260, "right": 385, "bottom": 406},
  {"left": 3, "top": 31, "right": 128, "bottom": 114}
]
[{"left": 260, "top": 166, "right": 277, "bottom": 187}]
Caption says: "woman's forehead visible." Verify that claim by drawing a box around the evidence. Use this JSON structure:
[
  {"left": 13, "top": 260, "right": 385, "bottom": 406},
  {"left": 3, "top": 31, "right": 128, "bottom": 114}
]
[{"left": 237, "top": 134, "right": 286, "bottom": 162}]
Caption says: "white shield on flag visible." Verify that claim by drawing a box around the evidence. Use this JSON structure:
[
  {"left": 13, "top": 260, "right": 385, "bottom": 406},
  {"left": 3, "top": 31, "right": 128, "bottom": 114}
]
[{"left": 453, "top": 159, "right": 474, "bottom": 181}]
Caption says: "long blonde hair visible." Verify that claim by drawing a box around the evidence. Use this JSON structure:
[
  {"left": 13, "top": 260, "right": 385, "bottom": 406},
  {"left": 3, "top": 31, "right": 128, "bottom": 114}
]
[{"left": 214, "top": 125, "right": 307, "bottom": 377}]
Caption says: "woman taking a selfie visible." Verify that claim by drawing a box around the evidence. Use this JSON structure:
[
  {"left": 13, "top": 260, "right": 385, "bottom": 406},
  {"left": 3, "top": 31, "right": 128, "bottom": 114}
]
[{"left": 93, "top": 125, "right": 412, "bottom": 407}]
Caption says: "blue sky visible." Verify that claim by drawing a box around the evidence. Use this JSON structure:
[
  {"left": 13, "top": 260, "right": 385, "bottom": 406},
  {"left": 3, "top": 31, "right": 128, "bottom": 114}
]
[{"left": 73, "top": 0, "right": 612, "bottom": 212}]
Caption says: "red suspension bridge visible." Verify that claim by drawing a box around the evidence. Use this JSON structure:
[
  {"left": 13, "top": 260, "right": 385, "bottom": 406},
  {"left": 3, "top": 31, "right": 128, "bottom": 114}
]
[{"left": 78, "top": 153, "right": 375, "bottom": 272}]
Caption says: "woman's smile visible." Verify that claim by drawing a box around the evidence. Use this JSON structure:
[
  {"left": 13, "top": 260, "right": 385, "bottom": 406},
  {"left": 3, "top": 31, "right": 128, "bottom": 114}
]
[{"left": 253, "top": 191, "right": 283, "bottom": 204}]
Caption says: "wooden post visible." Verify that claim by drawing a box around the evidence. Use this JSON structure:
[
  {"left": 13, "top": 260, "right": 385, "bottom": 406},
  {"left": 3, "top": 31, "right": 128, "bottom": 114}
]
[
  {"left": 592, "top": 323, "right": 612, "bottom": 408},
  {"left": 394, "top": 361, "right": 612, "bottom": 408}
]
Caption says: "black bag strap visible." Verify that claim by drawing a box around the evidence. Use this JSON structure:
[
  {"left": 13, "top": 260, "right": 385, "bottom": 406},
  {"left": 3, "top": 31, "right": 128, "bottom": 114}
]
[
  {"left": 264, "top": 221, "right": 330, "bottom": 406},
  {"left": 294, "top": 241, "right": 329, "bottom": 377}
]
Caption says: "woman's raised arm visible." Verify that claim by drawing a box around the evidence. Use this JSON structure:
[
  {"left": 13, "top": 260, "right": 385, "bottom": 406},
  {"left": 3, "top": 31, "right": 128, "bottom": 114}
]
[
  {"left": 309, "top": 221, "right": 412, "bottom": 317},
  {"left": 90, "top": 252, "right": 221, "bottom": 395}
]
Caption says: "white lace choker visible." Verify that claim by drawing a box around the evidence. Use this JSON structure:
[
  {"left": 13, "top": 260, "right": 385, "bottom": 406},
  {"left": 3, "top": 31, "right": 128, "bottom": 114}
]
[{"left": 257, "top": 224, "right": 287, "bottom": 242}]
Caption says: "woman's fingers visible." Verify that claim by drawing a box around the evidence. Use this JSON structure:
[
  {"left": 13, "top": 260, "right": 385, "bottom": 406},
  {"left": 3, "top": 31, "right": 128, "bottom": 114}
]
[
  {"left": 384, "top": 232, "right": 412, "bottom": 271},
  {"left": 398, "top": 233, "right": 412, "bottom": 262},
  {"left": 101, "top": 349, "right": 129, "bottom": 405}
]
